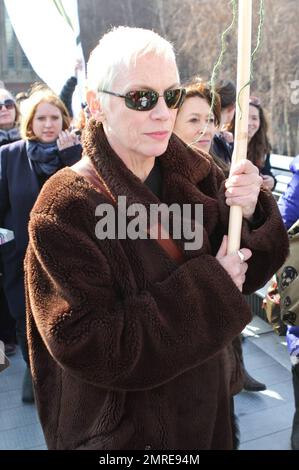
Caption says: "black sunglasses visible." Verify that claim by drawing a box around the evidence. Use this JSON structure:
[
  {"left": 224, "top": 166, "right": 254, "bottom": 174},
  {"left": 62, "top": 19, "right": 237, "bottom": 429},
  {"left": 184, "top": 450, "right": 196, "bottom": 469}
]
[
  {"left": 100, "top": 88, "right": 186, "bottom": 111},
  {"left": 0, "top": 99, "right": 15, "bottom": 111}
]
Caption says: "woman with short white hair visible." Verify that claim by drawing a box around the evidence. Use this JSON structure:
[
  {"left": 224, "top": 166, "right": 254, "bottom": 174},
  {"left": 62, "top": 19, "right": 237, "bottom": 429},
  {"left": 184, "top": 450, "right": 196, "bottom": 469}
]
[{"left": 25, "top": 26, "right": 288, "bottom": 450}]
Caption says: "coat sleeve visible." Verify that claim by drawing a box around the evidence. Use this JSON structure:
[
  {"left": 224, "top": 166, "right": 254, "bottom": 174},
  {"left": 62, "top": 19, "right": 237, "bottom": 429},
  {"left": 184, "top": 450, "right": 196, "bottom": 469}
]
[
  {"left": 59, "top": 143, "right": 82, "bottom": 167},
  {"left": 25, "top": 206, "right": 252, "bottom": 392}
]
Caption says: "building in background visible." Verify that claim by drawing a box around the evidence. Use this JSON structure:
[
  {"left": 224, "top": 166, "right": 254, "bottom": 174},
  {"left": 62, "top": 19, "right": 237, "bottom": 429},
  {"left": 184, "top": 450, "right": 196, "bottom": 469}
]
[
  {"left": 1, "top": 0, "right": 298, "bottom": 154},
  {"left": 0, "top": 0, "right": 39, "bottom": 94}
]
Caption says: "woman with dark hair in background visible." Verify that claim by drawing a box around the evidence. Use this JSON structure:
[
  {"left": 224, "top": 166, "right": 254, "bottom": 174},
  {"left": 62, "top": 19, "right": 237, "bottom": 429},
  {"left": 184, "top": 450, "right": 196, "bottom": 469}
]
[
  {"left": 174, "top": 78, "right": 267, "bottom": 395},
  {"left": 228, "top": 96, "right": 276, "bottom": 191}
]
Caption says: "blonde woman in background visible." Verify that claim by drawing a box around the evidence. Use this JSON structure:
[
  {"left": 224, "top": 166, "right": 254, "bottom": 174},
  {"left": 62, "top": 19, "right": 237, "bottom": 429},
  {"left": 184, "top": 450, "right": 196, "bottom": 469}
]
[{"left": 0, "top": 88, "right": 81, "bottom": 402}]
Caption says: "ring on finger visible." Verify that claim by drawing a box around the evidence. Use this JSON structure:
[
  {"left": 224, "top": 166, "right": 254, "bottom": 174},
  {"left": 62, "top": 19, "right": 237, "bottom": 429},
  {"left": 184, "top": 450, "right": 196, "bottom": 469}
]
[{"left": 237, "top": 250, "right": 245, "bottom": 263}]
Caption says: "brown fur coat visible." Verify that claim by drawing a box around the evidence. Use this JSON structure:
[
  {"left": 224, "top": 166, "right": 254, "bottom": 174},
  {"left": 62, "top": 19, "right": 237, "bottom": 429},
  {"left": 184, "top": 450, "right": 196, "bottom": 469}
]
[{"left": 25, "top": 120, "right": 288, "bottom": 450}]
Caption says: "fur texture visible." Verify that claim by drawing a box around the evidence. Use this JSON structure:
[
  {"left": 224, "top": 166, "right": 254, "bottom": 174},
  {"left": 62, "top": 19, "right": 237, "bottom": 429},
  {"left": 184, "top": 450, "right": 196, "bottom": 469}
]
[{"left": 25, "top": 120, "right": 289, "bottom": 450}]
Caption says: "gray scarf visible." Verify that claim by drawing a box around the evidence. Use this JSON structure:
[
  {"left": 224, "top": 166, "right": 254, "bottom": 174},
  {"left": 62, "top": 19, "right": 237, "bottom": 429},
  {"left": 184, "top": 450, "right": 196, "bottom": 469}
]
[
  {"left": 0, "top": 127, "right": 21, "bottom": 146},
  {"left": 26, "top": 140, "right": 62, "bottom": 176}
]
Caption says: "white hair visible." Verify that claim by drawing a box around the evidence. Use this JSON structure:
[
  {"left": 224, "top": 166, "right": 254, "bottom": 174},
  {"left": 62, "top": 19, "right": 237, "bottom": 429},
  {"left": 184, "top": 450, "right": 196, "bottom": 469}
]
[
  {"left": 87, "top": 26, "right": 178, "bottom": 107},
  {"left": 0, "top": 88, "right": 15, "bottom": 101}
]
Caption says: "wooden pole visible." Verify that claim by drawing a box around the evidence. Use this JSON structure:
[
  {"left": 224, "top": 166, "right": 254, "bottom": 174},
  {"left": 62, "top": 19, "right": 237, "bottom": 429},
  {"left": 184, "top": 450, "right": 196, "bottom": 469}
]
[{"left": 227, "top": 0, "right": 253, "bottom": 255}]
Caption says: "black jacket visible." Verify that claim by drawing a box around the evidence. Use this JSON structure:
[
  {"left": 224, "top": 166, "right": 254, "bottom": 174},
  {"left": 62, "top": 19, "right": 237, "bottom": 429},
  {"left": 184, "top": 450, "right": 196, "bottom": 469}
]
[
  {"left": 60, "top": 76, "right": 77, "bottom": 118},
  {"left": 0, "top": 139, "right": 81, "bottom": 320}
]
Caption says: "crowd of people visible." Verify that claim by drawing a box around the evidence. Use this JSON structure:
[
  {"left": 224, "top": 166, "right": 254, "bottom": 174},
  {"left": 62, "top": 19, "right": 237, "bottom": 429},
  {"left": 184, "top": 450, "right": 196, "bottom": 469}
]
[
  {"left": 0, "top": 25, "right": 298, "bottom": 450},
  {"left": 0, "top": 85, "right": 82, "bottom": 402}
]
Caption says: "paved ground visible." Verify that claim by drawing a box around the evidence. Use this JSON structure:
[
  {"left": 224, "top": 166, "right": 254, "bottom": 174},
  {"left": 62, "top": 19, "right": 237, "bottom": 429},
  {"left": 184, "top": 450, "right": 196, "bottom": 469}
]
[
  {"left": 0, "top": 316, "right": 294, "bottom": 450},
  {"left": 237, "top": 316, "right": 293, "bottom": 450},
  {"left": 0, "top": 349, "right": 46, "bottom": 450}
]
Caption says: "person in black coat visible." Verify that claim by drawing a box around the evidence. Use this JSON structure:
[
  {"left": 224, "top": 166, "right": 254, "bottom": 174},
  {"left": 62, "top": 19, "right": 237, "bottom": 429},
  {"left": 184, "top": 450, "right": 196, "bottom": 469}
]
[
  {"left": 0, "top": 87, "right": 82, "bottom": 401},
  {"left": 59, "top": 59, "right": 84, "bottom": 118},
  {"left": 0, "top": 88, "right": 21, "bottom": 357}
]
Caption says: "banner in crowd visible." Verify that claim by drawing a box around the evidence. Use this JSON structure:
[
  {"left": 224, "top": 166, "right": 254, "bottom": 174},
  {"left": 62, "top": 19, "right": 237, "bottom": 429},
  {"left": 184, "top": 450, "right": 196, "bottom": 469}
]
[{"left": 4, "top": 0, "right": 85, "bottom": 116}]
